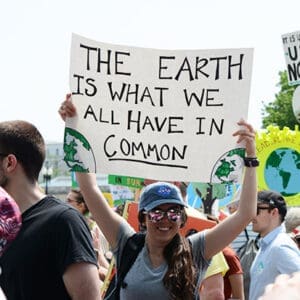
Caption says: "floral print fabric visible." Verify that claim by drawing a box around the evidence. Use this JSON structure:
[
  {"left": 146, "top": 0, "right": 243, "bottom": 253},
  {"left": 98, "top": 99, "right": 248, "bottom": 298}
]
[{"left": 0, "top": 187, "right": 21, "bottom": 256}]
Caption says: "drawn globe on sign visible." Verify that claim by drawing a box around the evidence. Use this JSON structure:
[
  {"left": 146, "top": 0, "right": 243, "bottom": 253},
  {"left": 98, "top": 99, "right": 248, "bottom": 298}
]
[
  {"left": 63, "top": 127, "right": 96, "bottom": 173},
  {"left": 265, "top": 147, "right": 300, "bottom": 196},
  {"left": 210, "top": 148, "right": 245, "bottom": 184}
]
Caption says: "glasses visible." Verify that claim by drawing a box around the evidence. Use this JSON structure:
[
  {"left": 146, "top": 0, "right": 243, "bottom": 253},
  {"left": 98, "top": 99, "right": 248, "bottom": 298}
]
[
  {"left": 144, "top": 207, "right": 182, "bottom": 223},
  {"left": 256, "top": 206, "right": 273, "bottom": 215}
]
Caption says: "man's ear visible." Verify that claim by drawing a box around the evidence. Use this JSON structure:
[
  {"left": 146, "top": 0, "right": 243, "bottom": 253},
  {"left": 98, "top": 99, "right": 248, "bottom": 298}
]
[
  {"left": 4, "top": 154, "right": 18, "bottom": 172},
  {"left": 78, "top": 202, "right": 86, "bottom": 212},
  {"left": 273, "top": 207, "right": 280, "bottom": 216}
]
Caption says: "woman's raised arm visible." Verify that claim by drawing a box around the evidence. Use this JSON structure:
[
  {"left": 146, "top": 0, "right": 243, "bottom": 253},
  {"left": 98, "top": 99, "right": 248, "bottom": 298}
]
[
  {"left": 59, "top": 94, "right": 123, "bottom": 248},
  {"left": 204, "top": 119, "right": 257, "bottom": 260}
]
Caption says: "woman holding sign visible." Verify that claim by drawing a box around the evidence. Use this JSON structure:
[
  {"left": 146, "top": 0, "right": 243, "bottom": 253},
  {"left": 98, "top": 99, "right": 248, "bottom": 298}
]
[{"left": 59, "top": 94, "right": 257, "bottom": 300}]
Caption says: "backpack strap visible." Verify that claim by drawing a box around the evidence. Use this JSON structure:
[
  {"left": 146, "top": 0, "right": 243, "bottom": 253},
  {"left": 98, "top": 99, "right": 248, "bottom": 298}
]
[{"left": 114, "top": 232, "right": 146, "bottom": 297}]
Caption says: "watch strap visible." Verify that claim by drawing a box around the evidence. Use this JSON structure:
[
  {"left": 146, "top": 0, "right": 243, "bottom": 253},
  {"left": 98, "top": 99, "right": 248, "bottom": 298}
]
[{"left": 244, "top": 157, "right": 259, "bottom": 167}]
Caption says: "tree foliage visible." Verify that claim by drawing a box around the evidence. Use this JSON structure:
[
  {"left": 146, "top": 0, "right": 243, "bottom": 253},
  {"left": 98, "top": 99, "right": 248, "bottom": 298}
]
[{"left": 262, "top": 71, "right": 298, "bottom": 129}]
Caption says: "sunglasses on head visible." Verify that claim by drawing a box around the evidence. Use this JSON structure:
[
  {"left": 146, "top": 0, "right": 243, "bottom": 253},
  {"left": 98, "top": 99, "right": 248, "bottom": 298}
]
[{"left": 144, "top": 207, "right": 182, "bottom": 223}]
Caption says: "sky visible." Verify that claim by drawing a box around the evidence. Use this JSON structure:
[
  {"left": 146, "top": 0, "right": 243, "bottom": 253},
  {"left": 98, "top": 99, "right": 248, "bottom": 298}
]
[{"left": 1, "top": 0, "right": 299, "bottom": 142}]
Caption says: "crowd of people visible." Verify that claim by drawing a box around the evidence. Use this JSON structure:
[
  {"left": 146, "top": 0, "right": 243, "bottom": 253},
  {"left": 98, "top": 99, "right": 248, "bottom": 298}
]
[{"left": 0, "top": 95, "right": 299, "bottom": 300}]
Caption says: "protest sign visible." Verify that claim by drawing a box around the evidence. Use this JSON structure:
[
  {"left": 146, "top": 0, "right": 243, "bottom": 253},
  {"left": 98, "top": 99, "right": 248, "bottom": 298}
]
[
  {"left": 282, "top": 30, "right": 300, "bottom": 86},
  {"left": 256, "top": 125, "right": 300, "bottom": 206},
  {"left": 64, "top": 33, "right": 253, "bottom": 182},
  {"left": 292, "top": 86, "right": 300, "bottom": 123}
]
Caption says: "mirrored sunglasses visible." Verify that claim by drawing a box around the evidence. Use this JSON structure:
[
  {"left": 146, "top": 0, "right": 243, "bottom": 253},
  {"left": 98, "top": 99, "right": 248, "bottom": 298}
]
[{"left": 145, "top": 208, "right": 182, "bottom": 223}]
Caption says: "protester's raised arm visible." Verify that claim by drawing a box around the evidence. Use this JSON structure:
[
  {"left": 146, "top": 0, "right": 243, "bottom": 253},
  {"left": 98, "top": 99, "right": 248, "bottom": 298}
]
[
  {"left": 204, "top": 119, "right": 257, "bottom": 259},
  {"left": 76, "top": 172, "right": 122, "bottom": 248},
  {"left": 59, "top": 94, "right": 123, "bottom": 248}
]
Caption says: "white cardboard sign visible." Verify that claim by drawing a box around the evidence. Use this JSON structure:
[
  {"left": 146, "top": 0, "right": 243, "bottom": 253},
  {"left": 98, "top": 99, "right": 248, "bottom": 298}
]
[
  {"left": 282, "top": 30, "right": 300, "bottom": 86},
  {"left": 64, "top": 33, "right": 253, "bottom": 183}
]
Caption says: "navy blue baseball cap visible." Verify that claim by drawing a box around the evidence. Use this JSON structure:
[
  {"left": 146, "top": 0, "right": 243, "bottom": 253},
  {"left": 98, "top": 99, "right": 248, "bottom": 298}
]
[
  {"left": 257, "top": 190, "right": 287, "bottom": 219},
  {"left": 138, "top": 182, "right": 187, "bottom": 212}
]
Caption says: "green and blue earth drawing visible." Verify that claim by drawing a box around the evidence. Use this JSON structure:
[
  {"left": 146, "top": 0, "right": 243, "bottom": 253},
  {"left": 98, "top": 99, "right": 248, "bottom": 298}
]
[
  {"left": 210, "top": 148, "right": 245, "bottom": 184},
  {"left": 265, "top": 147, "right": 300, "bottom": 196},
  {"left": 63, "top": 127, "right": 96, "bottom": 173}
]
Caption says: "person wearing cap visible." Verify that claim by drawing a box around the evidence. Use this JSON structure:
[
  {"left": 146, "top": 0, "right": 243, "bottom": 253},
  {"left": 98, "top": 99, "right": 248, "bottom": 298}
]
[
  {"left": 249, "top": 190, "right": 300, "bottom": 300},
  {"left": 60, "top": 94, "right": 258, "bottom": 299}
]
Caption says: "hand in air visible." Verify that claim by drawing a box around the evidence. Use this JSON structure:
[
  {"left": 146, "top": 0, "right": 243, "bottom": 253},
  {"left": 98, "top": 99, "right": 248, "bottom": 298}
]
[
  {"left": 58, "top": 93, "right": 77, "bottom": 121},
  {"left": 232, "top": 119, "right": 256, "bottom": 157}
]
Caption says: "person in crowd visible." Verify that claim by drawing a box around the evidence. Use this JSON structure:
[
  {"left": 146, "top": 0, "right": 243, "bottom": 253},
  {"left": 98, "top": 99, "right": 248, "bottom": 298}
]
[
  {"left": 226, "top": 188, "right": 258, "bottom": 252},
  {"left": 222, "top": 246, "right": 244, "bottom": 300},
  {"left": 0, "top": 120, "right": 101, "bottom": 300},
  {"left": 249, "top": 190, "right": 300, "bottom": 300},
  {"left": 285, "top": 207, "right": 300, "bottom": 250},
  {"left": 285, "top": 207, "right": 300, "bottom": 233},
  {"left": 0, "top": 187, "right": 21, "bottom": 300},
  {"left": 60, "top": 94, "right": 257, "bottom": 299},
  {"left": 259, "top": 272, "right": 300, "bottom": 300},
  {"left": 185, "top": 227, "right": 229, "bottom": 300},
  {"left": 207, "top": 214, "right": 244, "bottom": 300},
  {"left": 226, "top": 188, "right": 259, "bottom": 300},
  {"left": 293, "top": 232, "right": 300, "bottom": 250},
  {"left": 0, "top": 186, "right": 21, "bottom": 257},
  {"left": 199, "top": 252, "right": 228, "bottom": 300},
  {"left": 66, "top": 188, "right": 110, "bottom": 281}
]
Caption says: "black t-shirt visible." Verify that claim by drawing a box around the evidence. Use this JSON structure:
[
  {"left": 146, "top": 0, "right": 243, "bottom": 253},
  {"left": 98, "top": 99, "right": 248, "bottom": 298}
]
[{"left": 0, "top": 196, "right": 97, "bottom": 300}]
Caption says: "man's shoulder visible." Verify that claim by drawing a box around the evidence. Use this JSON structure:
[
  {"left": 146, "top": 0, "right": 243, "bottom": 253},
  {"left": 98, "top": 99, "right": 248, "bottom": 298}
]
[
  {"left": 39, "top": 196, "right": 76, "bottom": 213},
  {"left": 46, "top": 196, "right": 84, "bottom": 220},
  {"left": 272, "top": 231, "right": 298, "bottom": 248},
  {"left": 27, "top": 196, "right": 83, "bottom": 223}
]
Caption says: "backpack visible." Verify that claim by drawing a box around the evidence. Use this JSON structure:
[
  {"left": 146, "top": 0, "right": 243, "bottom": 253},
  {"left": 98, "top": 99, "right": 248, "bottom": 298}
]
[
  {"left": 103, "top": 233, "right": 146, "bottom": 300},
  {"left": 237, "top": 230, "right": 259, "bottom": 300}
]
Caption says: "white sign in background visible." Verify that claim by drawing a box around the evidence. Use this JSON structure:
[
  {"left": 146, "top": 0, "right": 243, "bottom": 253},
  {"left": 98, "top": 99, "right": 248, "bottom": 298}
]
[
  {"left": 65, "top": 33, "right": 253, "bottom": 182},
  {"left": 282, "top": 30, "right": 300, "bottom": 86}
]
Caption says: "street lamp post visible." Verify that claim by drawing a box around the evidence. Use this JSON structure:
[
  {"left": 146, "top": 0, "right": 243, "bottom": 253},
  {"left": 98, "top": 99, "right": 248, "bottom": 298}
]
[{"left": 42, "top": 162, "right": 53, "bottom": 194}]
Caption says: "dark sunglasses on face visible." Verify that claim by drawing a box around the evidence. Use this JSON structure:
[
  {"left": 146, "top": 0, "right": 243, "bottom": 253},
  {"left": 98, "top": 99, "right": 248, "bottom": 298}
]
[
  {"left": 144, "top": 207, "right": 182, "bottom": 223},
  {"left": 256, "top": 206, "right": 273, "bottom": 215}
]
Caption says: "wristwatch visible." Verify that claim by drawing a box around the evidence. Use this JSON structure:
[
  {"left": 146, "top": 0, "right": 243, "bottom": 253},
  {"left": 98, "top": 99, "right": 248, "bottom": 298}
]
[{"left": 244, "top": 157, "right": 259, "bottom": 167}]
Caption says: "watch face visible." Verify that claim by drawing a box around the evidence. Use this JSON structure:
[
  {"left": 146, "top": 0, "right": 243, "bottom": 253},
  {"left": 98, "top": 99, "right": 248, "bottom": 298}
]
[{"left": 251, "top": 160, "right": 259, "bottom": 167}]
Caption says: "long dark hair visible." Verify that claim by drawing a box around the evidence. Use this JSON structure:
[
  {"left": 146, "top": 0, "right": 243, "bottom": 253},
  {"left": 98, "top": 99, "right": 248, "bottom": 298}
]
[{"left": 138, "top": 209, "right": 196, "bottom": 300}]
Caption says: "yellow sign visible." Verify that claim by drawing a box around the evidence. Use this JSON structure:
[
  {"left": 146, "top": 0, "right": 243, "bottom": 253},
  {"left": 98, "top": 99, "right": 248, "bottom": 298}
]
[{"left": 256, "top": 125, "right": 300, "bottom": 206}]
